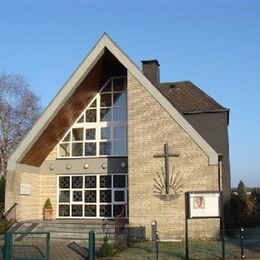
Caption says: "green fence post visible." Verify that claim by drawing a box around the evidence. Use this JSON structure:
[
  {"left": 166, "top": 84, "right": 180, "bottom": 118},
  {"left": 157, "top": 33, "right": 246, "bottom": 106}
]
[
  {"left": 240, "top": 227, "right": 245, "bottom": 259},
  {"left": 89, "top": 231, "right": 95, "bottom": 260},
  {"left": 46, "top": 232, "right": 50, "bottom": 260},
  {"left": 4, "top": 232, "right": 11, "bottom": 260},
  {"left": 156, "top": 230, "right": 159, "bottom": 260}
]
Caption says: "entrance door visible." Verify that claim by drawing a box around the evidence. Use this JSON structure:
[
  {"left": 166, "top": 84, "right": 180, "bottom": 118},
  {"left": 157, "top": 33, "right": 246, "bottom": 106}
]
[{"left": 57, "top": 174, "right": 127, "bottom": 218}]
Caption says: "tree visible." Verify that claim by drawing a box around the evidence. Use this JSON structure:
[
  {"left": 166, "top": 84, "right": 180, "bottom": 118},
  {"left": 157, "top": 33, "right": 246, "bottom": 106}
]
[
  {"left": 230, "top": 180, "right": 257, "bottom": 227},
  {"left": 0, "top": 73, "right": 41, "bottom": 176}
]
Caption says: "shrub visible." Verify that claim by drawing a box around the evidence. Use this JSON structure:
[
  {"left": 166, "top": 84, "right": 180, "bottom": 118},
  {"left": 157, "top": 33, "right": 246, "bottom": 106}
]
[
  {"left": 99, "top": 237, "right": 113, "bottom": 257},
  {"left": 43, "top": 198, "right": 52, "bottom": 209}
]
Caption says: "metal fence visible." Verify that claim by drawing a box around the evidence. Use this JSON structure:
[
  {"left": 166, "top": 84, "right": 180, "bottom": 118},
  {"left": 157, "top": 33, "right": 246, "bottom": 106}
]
[
  {"left": 2, "top": 227, "right": 260, "bottom": 259},
  {"left": 3, "top": 231, "right": 50, "bottom": 260},
  {"left": 88, "top": 227, "right": 260, "bottom": 260}
]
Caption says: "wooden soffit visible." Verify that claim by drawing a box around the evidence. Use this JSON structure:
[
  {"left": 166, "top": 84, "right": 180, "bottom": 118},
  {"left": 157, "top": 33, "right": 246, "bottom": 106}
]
[{"left": 20, "top": 49, "right": 126, "bottom": 166}]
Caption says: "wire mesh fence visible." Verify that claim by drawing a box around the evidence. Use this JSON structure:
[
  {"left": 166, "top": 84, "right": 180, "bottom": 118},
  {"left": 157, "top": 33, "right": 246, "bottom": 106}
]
[
  {"left": 2, "top": 227, "right": 260, "bottom": 259},
  {"left": 90, "top": 227, "right": 260, "bottom": 259},
  {"left": 4, "top": 231, "right": 50, "bottom": 260}
]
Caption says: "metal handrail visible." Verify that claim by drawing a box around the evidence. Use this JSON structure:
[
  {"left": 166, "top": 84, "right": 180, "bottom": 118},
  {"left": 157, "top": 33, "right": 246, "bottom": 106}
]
[
  {"left": 3, "top": 203, "right": 17, "bottom": 221},
  {"left": 115, "top": 203, "right": 128, "bottom": 236}
]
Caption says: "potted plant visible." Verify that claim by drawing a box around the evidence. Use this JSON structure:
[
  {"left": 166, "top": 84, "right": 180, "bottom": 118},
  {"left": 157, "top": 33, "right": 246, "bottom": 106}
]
[{"left": 43, "top": 198, "right": 53, "bottom": 220}]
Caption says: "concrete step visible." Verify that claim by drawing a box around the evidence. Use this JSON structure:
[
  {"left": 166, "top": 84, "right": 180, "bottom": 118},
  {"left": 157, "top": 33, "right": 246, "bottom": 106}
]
[
  {"left": 37, "top": 222, "right": 115, "bottom": 229},
  {"left": 34, "top": 226, "right": 115, "bottom": 233},
  {"left": 10, "top": 220, "right": 121, "bottom": 241}
]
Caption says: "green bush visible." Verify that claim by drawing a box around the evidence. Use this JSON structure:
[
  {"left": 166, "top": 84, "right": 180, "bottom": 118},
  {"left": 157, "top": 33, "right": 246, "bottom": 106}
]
[
  {"left": 43, "top": 198, "right": 52, "bottom": 209},
  {"left": 99, "top": 237, "right": 113, "bottom": 257}
]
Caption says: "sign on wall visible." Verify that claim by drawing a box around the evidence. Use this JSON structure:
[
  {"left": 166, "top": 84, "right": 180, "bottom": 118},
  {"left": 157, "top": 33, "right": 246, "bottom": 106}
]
[
  {"left": 20, "top": 183, "right": 31, "bottom": 196},
  {"left": 188, "top": 192, "right": 220, "bottom": 218}
]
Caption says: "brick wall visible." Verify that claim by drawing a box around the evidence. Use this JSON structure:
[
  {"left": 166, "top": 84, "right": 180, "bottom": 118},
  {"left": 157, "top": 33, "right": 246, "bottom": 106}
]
[
  {"left": 5, "top": 171, "right": 56, "bottom": 221},
  {"left": 127, "top": 72, "right": 220, "bottom": 239}
]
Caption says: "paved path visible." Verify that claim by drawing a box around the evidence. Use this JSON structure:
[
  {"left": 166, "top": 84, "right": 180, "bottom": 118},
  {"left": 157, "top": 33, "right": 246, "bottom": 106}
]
[{"left": 0, "top": 239, "right": 87, "bottom": 259}]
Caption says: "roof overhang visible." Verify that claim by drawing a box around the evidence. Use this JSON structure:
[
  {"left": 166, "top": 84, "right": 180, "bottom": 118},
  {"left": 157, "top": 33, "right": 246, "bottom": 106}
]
[{"left": 8, "top": 33, "right": 218, "bottom": 172}]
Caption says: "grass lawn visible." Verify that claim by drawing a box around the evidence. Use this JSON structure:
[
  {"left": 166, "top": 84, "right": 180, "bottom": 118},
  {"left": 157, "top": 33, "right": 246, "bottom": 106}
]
[{"left": 96, "top": 237, "right": 260, "bottom": 259}]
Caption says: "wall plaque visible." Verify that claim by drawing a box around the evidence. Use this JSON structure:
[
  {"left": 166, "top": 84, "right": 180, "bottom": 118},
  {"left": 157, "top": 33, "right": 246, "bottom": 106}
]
[{"left": 20, "top": 183, "right": 31, "bottom": 196}]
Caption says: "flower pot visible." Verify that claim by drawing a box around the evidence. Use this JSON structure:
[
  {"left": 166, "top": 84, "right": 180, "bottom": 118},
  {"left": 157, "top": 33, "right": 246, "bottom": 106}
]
[{"left": 44, "top": 208, "right": 53, "bottom": 220}]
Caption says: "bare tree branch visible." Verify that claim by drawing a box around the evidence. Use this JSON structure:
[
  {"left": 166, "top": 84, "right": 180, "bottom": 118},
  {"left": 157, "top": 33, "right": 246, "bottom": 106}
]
[{"left": 0, "top": 73, "right": 41, "bottom": 176}]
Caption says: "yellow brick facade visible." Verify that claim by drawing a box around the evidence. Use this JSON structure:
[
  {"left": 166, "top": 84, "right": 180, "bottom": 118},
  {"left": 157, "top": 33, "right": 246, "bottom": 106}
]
[
  {"left": 5, "top": 171, "right": 57, "bottom": 221},
  {"left": 127, "top": 72, "right": 219, "bottom": 238},
  {"left": 5, "top": 71, "right": 220, "bottom": 239}
]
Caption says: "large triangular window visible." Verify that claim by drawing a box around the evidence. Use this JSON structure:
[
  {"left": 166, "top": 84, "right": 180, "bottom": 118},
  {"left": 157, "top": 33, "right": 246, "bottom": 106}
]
[{"left": 58, "top": 76, "right": 127, "bottom": 158}]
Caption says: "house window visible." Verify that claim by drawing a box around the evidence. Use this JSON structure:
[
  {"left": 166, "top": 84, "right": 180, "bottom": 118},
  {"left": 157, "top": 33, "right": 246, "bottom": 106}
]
[
  {"left": 57, "top": 174, "right": 127, "bottom": 218},
  {"left": 58, "top": 76, "right": 127, "bottom": 158}
]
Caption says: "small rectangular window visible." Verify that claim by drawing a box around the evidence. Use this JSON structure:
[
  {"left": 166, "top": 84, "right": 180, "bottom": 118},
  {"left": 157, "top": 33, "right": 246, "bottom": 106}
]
[
  {"left": 86, "top": 128, "right": 96, "bottom": 140},
  {"left": 100, "top": 142, "right": 111, "bottom": 155},
  {"left": 101, "top": 127, "right": 111, "bottom": 140},
  {"left": 85, "top": 109, "right": 96, "bottom": 122},
  {"left": 72, "top": 128, "right": 83, "bottom": 141},
  {"left": 85, "top": 143, "right": 96, "bottom": 156},
  {"left": 100, "top": 93, "right": 112, "bottom": 107},
  {"left": 72, "top": 142, "right": 83, "bottom": 156}
]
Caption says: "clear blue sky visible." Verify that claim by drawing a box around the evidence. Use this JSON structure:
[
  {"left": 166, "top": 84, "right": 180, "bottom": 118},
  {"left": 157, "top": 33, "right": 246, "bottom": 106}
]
[{"left": 1, "top": 0, "right": 259, "bottom": 187}]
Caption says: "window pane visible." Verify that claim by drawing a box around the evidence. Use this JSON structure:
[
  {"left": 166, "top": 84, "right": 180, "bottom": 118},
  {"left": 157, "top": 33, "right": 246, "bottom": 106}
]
[
  {"left": 113, "top": 78, "right": 126, "bottom": 92},
  {"left": 85, "top": 191, "right": 96, "bottom": 203},
  {"left": 72, "top": 143, "right": 83, "bottom": 156},
  {"left": 86, "top": 128, "right": 95, "bottom": 140},
  {"left": 85, "top": 143, "right": 96, "bottom": 156},
  {"left": 101, "top": 80, "right": 112, "bottom": 93},
  {"left": 62, "top": 132, "right": 70, "bottom": 142},
  {"left": 100, "top": 190, "right": 112, "bottom": 203},
  {"left": 72, "top": 128, "right": 83, "bottom": 141},
  {"left": 59, "top": 191, "right": 70, "bottom": 203},
  {"left": 100, "top": 142, "right": 111, "bottom": 155},
  {"left": 59, "top": 176, "right": 70, "bottom": 189},
  {"left": 113, "top": 92, "right": 126, "bottom": 107},
  {"left": 114, "top": 126, "right": 126, "bottom": 139},
  {"left": 113, "top": 107, "right": 126, "bottom": 121},
  {"left": 100, "top": 93, "right": 112, "bottom": 107},
  {"left": 114, "top": 191, "right": 125, "bottom": 202},
  {"left": 113, "top": 205, "right": 126, "bottom": 217},
  {"left": 72, "top": 205, "right": 83, "bottom": 217},
  {"left": 85, "top": 205, "right": 96, "bottom": 217},
  {"left": 100, "top": 176, "right": 111, "bottom": 188},
  {"left": 73, "top": 191, "right": 82, "bottom": 202},
  {"left": 100, "top": 108, "right": 112, "bottom": 121},
  {"left": 100, "top": 205, "right": 111, "bottom": 217},
  {"left": 89, "top": 99, "right": 96, "bottom": 108},
  {"left": 101, "top": 127, "right": 111, "bottom": 140},
  {"left": 85, "top": 176, "right": 96, "bottom": 188},
  {"left": 114, "top": 175, "right": 126, "bottom": 188},
  {"left": 77, "top": 115, "right": 84, "bottom": 123},
  {"left": 85, "top": 109, "right": 96, "bottom": 122},
  {"left": 59, "top": 205, "right": 70, "bottom": 217},
  {"left": 113, "top": 141, "right": 126, "bottom": 155},
  {"left": 59, "top": 143, "right": 70, "bottom": 157},
  {"left": 72, "top": 176, "right": 83, "bottom": 188}
]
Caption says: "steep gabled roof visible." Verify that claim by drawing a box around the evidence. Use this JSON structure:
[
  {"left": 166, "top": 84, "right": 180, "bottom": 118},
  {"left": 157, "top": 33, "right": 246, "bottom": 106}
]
[{"left": 8, "top": 33, "right": 219, "bottom": 171}]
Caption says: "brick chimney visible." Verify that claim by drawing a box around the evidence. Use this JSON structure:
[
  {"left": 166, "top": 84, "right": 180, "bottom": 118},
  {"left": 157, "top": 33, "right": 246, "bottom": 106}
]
[{"left": 141, "top": 60, "right": 160, "bottom": 87}]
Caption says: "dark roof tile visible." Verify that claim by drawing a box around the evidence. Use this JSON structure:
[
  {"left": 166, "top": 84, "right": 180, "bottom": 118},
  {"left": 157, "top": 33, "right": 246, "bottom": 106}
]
[{"left": 158, "top": 81, "right": 227, "bottom": 113}]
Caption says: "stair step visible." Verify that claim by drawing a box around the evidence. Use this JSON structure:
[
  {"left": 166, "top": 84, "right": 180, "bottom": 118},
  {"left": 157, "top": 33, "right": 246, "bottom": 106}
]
[
  {"left": 38, "top": 223, "right": 115, "bottom": 229},
  {"left": 7, "top": 220, "right": 124, "bottom": 241},
  {"left": 34, "top": 227, "right": 115, "bottom": 233}
]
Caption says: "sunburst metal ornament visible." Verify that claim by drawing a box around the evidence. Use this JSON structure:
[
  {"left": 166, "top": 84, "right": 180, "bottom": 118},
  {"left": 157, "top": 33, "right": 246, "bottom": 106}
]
[{"left": 153, "top": 166, "right": 184, "bottom": 201}]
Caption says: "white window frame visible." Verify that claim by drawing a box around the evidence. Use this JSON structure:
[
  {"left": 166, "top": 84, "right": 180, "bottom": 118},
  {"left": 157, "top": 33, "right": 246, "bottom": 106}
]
[
  {"left": 57, "top": 174, "right": 128, "bottom": 219},
  {"left": 57, "top": 76, "right": 127, "bottom": 158}
]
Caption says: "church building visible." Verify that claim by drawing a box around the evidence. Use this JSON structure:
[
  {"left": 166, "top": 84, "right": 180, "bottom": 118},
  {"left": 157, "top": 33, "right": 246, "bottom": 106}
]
[{"left": 6, "top": 34, "right": 230, "bottom": 239}]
